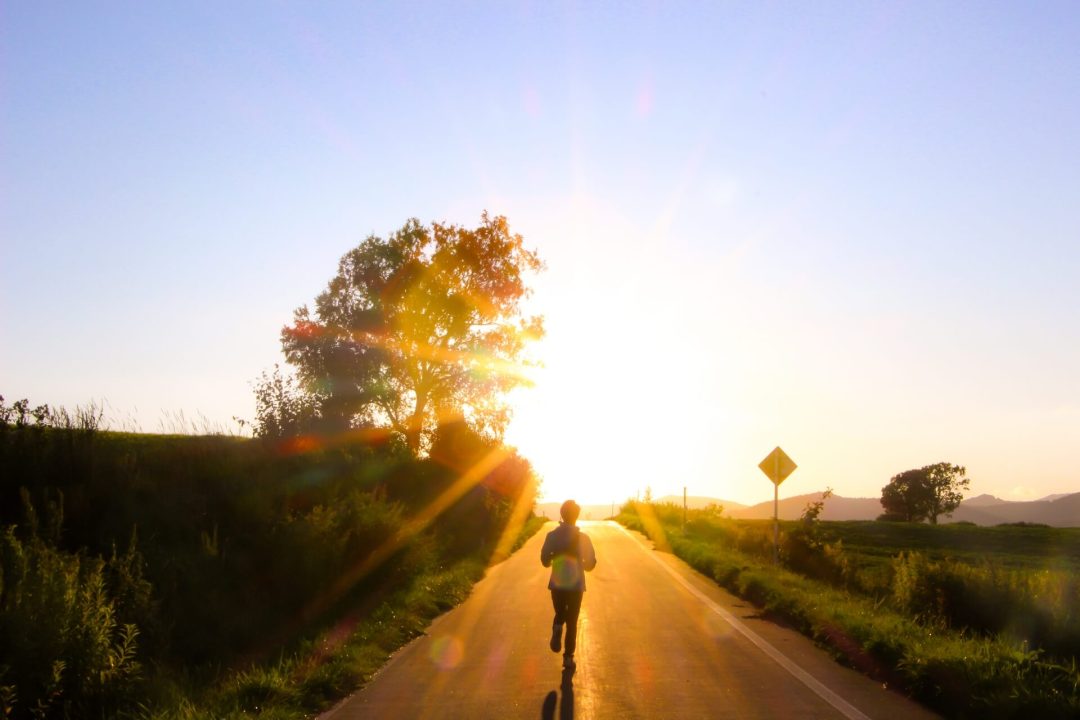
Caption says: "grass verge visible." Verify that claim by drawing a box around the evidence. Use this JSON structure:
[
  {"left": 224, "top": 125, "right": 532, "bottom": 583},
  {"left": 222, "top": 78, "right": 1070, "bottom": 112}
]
[
  {"left": 145, "top": 515, "right": 547, "bottom": 719},
  {"left": 618, "top": 510, "right": 1080, "bottom": 720}
]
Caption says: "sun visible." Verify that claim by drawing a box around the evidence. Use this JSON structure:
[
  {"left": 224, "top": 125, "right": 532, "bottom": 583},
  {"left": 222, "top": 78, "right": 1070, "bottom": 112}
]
[
  {"left": 499, "top": 192, "right": 742, "bottom": 507},
  {"left": 504, "top": 311, "right": 672, "bottom": 506}
]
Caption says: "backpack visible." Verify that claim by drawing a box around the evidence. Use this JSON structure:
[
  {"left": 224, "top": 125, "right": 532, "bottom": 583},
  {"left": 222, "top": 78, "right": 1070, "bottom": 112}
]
[{"left": 558, "top": 526, "right": 581, "bottom": 563}]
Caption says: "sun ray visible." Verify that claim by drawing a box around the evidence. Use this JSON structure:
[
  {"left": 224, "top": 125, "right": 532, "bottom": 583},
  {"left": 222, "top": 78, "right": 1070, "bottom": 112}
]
[
  {"left": 631, "top": 501, "right": 671, "bottom": 553},
  {"left": 350, "top": 327, "right": 538, "bottom": 384},
  {"left": 294, "top": 445, "right": 511, "bottom": 627},
  {"left": 486, "top": 471, "right": 540, "bottom": 566}
]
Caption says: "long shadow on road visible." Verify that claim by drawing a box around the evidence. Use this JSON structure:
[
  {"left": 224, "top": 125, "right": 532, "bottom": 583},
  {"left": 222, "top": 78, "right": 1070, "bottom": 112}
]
[{"left": 541, "top": 667, "right": 575, "bottom": 719}]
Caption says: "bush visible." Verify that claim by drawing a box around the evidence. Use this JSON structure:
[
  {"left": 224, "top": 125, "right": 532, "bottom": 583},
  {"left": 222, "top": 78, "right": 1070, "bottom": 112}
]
[
  {"left": 892, "top": 551, "right": 1079, "bottom": 660},
  {"left": 781, "top": 528, "right": 851, "bottom": 589},
  {"left": 0, "top": 526, "right": 142, "bottom": 719}
]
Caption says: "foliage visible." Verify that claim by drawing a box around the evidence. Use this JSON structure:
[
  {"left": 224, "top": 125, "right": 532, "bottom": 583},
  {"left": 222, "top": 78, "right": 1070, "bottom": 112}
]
[
  {"left": 0, "top": 523, "right": 142, "bottom": 719},
  {"left": 251, "top": 365, "right": 321, "bottom": 439},
  {"left": 880, "top": 469, "right": 928, "bottom": 522},
  {"left": 881, "top": 462, "right": 970, "bottom": 524},
  {"left": 922, "top": 462, "right": 971, "bottom": 524},
  {"left": 699, "top": 502, "right": 725, "bottom": 519},
  {"left": 891, "top": 551, "right": 1080, "bottom": 658},
  {"left": 1, "top": 393, "right": 542, "bottom": 719},
  {"left": 800, "top": 487, "right": 833, "bottom": 524},
  {"left": 780, "top": 489, "right": 847, "bottom": 583},
  {"left": 619, "top": 503, "right": 1080, "bottom": 718},
  {"left": 0, "top": 396, "right": 105, "bottom": 435},
  {"left": 667, "top": 509, "right": 1080, "bottom": 660},
  {"left": 134, "top": 558, "right": 487, "bottom": 720},
  {"left": 280, "top": 214, "right": 544, "bottom": 452},
  {"left": 141, "top": 509, "right": 546, "bottom": 719},
  {"left": 0, "top": 395, "right": 52, "bottom": 428}
]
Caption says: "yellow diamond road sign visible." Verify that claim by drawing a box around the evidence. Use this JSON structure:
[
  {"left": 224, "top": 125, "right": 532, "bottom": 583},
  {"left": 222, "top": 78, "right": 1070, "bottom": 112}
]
[{"left": 759, "top": 446, "right": 797, "bottom": 485}]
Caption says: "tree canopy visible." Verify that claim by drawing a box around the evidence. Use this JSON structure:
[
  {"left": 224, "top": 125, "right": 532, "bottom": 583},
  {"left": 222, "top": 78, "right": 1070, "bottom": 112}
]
[
  {"left": 880, "top": 462, "right": 970, "bottom": 524},
  {"left": 280, "top": 213, "right": 543, "bottom": 453}
]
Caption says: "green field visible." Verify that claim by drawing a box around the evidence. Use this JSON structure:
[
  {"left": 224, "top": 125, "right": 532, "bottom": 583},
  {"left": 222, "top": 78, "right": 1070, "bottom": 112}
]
[{"left": 820, "top": 520, "right": 1080, "bottom": 571}]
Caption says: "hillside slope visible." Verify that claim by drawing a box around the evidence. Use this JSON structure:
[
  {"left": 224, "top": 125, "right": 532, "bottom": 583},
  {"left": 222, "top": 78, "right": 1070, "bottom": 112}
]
[
  {"left": 538, "top": 492, "right": 1080, "bottom": 526},
  {"left": 673, "top": 491, "right": 1080, "bottom": 527}
]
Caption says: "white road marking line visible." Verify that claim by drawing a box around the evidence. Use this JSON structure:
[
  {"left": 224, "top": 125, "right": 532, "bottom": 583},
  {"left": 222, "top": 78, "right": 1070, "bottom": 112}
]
[{"left": 612, "top": 522, "right": 873, "bottom": 720}]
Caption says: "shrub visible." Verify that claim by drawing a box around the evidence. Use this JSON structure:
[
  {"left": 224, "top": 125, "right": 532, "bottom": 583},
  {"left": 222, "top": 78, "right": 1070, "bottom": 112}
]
[
  {"left": 782, "top": 528, "right": 851, "bottom": 589},
  {"left": 892, "top": 552, "right": 1079, "bottom": 660},
  {"left": 0, "top": 526, "right": 142, "bottom": 719}
]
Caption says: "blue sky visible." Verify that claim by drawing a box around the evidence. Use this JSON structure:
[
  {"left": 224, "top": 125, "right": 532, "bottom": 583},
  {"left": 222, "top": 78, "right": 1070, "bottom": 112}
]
[{"left": 3, "top": 2, "right": 1079, "bottom": 505}]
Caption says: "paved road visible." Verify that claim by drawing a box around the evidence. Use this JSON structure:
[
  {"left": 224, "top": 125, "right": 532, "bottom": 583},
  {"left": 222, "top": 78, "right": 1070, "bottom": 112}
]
[{"left": 322, "top": 521, "right": 938, "bottom": 719}]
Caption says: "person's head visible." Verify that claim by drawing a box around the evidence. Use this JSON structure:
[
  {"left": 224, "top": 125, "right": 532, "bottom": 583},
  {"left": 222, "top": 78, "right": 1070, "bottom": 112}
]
[{"left": 560, "top": 499, "right": 581, "bottom": 525}]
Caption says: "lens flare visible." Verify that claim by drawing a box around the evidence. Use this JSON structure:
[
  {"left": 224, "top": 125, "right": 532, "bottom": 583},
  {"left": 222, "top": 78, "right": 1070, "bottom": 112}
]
[{"left": 428, "top": 635, "right": 464, "bottom": 670}]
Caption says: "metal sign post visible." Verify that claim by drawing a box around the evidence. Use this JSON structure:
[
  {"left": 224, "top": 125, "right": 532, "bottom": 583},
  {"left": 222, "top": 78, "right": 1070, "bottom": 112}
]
[{"left": 758, "top": 446, "right": 797, "bottom": 565}]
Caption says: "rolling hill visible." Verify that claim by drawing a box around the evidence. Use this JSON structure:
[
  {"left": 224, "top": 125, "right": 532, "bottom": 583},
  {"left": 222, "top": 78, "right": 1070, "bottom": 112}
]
[
  {"left": 949, "top": 492, "right": 1080, "bottom": 526},
  {"left": 537, "top": 492, "right": 1079, "bottom": 526},
  {"left": 743, "top": 491, "right": 1080, "bottom": 526},
  {"left": 727, "top": 492, "right": 884, "bottom": 522}
]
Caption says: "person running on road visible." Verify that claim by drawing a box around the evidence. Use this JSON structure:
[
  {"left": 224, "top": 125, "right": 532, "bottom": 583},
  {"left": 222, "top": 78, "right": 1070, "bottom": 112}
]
[{"left": 540, "top": 499, "right": 597, "bottom": 670}]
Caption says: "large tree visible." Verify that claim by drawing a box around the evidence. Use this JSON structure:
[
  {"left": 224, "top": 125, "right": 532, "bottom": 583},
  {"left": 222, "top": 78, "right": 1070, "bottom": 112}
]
[
  {"left": 880, "top": 462, "right": 970, "bottom": 524},
  {"left": 281, "top": 213, "right": 543, "bottom": 453}
]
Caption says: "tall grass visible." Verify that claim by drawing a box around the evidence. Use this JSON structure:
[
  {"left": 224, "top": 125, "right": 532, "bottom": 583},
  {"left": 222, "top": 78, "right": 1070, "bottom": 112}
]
[
  {"left": 891, "top": 551, "right": 1079, "bottom": 659},
  {"left": 0, "top": 526, "right": 142, "bottom": 719}
]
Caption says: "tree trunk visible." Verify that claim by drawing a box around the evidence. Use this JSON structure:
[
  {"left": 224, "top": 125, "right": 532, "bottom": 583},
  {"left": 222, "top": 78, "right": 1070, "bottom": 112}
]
[{"left": 405, "top": 396, "right": 426, "bottom": 455}]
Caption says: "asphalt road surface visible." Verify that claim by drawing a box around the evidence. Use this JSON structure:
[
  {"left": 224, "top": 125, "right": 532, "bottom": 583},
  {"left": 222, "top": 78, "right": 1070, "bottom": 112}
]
[{"left": 322, "top": 521, "right": 938, "bottom": 719}]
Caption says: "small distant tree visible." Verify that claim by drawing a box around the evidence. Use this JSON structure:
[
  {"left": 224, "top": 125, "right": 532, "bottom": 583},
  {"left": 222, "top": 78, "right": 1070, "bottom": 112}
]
[
  {"left": 880, "top": 463, "right": 969, "bottom": 524},
  {"left": 922, "top": 462, "right": 970, "bottom": 524},
  {"left": 880, "top": 469, "right": 929, "bottom": 522},
  {"left": 701, "top": 502, "right": 724, "bottom": 519},
  {"left": 0, "top": 396, "right": 51, "bottom": 429},
  {"left": 251, "top": 365, "right": 320, "bottom": 439}
]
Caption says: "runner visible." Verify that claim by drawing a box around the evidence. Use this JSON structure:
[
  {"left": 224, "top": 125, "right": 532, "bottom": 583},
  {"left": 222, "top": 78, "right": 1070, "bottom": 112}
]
[{"left": 540, "top": 499, "right": 597, "bottom": 670}]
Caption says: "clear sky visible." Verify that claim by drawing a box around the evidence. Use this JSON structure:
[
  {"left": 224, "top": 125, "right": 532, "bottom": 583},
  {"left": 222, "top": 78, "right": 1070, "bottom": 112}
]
[{"left": 3, "top": 2, "right": 1078, "bottom": 507}]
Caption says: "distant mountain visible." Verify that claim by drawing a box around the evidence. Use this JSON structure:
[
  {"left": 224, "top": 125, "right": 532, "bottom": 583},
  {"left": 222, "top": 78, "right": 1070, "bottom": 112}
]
[
  {"left": 963, "top": 493, "right": 1007, "bottom": 507},
  {"left": 942, "top": 503, "right": 1006, "bottom": 526},
  {"left": 536, "top": 491, "right": 1080, "bottom": 527},
  {"left": 950, "top": 493, "right": 1080, "bottom": 527},
  {"left": 725, "top": 493, "right": 884, "bottom": 522},
  {"left": 1036, "top": 493, "right": 1073, "bottom": 503}
]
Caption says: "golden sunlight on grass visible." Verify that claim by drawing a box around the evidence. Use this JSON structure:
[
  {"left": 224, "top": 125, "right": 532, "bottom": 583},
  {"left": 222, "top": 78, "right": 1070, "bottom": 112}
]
[
  {"left": 297, "top": 446, "right": 511, "bottom": 626},
  {"left": 632, "top": 501, "right": 671, "bottom": 553}
]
